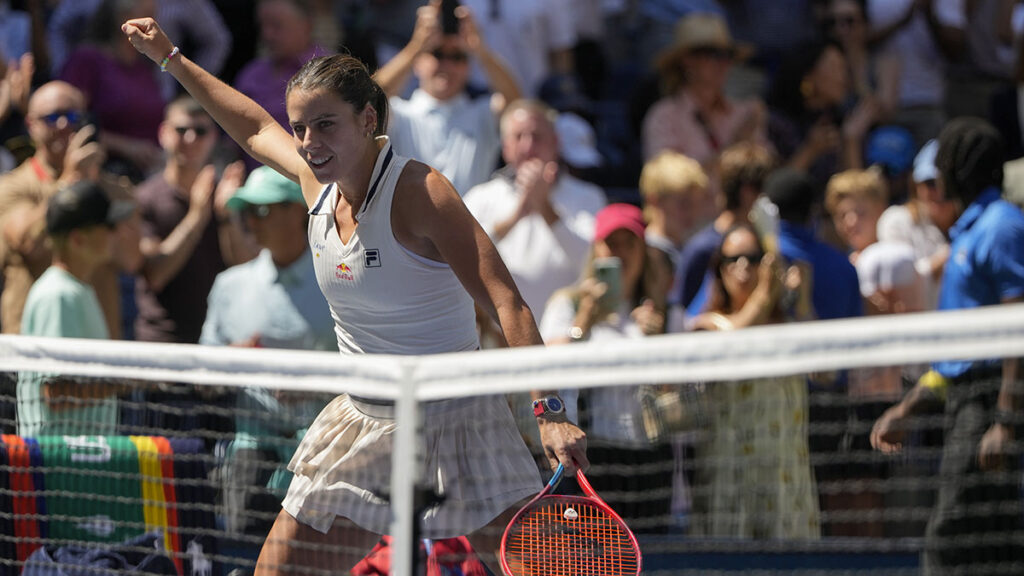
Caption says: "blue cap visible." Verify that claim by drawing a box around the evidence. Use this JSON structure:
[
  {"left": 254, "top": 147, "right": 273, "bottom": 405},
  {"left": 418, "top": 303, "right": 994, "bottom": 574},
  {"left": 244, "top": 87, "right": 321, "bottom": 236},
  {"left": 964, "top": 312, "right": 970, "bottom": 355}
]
[
  {"left": 865, "top": 125, "right": 916, "bottom": 177},
  {"left": 912, "top": 139, "right": 939, "bottom": 184}
]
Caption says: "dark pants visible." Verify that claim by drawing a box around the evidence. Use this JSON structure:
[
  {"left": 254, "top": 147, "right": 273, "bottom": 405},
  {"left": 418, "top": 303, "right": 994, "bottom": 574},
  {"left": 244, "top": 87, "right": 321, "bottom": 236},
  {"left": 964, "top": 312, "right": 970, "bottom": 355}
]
[{"left": 923, "top": 373, "right": 1024, "bottom": 576}]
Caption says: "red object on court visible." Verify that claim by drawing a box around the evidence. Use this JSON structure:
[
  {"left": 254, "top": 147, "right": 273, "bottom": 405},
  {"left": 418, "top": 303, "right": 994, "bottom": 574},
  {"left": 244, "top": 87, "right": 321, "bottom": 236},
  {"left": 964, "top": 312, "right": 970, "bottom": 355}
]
[
  {"left": 499, "top": 464, "right": 642, "bottom": 576},
  {"left": 351, "top": 535, "right": 489, "bottom": 576}
]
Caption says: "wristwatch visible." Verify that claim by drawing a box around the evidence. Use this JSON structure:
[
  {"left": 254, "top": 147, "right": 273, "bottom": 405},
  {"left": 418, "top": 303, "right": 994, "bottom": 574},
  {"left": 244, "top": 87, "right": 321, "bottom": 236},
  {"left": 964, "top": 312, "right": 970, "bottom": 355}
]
[{"left": 533, "top": 396, "right": 565, "bottom": 417}]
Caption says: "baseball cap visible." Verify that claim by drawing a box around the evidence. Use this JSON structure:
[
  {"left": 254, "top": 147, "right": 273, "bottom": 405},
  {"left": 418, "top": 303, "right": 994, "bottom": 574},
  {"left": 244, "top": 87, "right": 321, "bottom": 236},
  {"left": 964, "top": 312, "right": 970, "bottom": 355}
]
[
  {"left": 912, "top": 139, "right": 939, "bottom": 184},
  {"left": 225, "top": 166, "right": 305, "bottom": 211},
  {"left": 865, "top": 125, "right": 916, "bottom": 177},
  {"left": 556, "top": 112, "right": 603, "bottom": 169},
  {"left": 46, "top": 180, "right": 134, "bottom": 235},
  {"left": 594, "top": 203, "right": 645, "bottom": 242}
]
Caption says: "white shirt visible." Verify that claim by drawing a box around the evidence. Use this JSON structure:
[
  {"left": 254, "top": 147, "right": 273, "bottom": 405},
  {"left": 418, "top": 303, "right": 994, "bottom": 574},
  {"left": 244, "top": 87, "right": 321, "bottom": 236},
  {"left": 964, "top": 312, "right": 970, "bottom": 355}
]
[
  {"left": 460, "top": 0, "right": 577, "bottom": 95},
  {"left": 308, "top": 139, "right": 479, "bottom": 355},
  {"left": 464, "top": 172, "right": 605, "bottom": 314},
  {"left": 388, "top": 89, "right": 500, "bottom": 196}
]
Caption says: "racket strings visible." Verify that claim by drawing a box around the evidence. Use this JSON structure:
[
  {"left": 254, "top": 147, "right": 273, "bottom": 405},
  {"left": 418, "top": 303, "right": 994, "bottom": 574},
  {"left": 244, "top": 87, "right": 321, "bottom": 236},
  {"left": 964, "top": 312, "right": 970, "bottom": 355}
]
[{"left": 505, "top": 499, "right": 640, "bottom": 576}]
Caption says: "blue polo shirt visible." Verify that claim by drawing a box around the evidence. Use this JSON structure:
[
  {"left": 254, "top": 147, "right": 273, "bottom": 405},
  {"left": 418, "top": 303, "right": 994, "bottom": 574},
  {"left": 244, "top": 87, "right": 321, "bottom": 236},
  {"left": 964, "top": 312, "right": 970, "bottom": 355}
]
[
  {"left": 778, "top": 221, "right": 863, "bottom": 321},
  {"left": 935, "top": 189, "right": 1024, "bottom": 378}
]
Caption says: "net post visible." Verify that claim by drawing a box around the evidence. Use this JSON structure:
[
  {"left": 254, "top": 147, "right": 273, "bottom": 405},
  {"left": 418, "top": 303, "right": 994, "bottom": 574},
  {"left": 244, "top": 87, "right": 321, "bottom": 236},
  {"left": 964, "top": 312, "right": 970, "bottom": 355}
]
[{"left": 389, "top": 361, "right": 420, "bottom": 576}]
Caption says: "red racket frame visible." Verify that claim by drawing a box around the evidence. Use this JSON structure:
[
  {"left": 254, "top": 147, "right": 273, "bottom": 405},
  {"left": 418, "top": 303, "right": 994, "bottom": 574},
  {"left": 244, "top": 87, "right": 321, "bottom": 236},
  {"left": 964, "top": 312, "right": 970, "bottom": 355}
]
[{"left": 499, "top": 463, "right": 642, "bottom": 576}]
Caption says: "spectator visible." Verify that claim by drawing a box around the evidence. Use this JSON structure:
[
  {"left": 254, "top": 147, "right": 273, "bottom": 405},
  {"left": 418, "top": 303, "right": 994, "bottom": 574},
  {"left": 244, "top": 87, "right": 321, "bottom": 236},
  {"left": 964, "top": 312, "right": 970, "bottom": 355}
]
[
  {"left": 134, "top": 95, "right": 249, "bottom": 345},
  {"left": 375, "top": 0, "right": 520, "bottom": 196},
  {"left": 642, "top": 12, "right": 767, "bottom": 176},
  {"left": 463, "top": 99, "right": 605, "bottom": 316},
  {"left": 200, "top": 166, "right": 335, "bottom": 538},
  {"left": 0, "top": 81, "right": 126, "bottom": 335},
  {"left": 689, "top": 223, "right": 819, "bottom": 539},
  {"left": 673, "top": 141, "right": 776, "bottom": 314},
  {"left": 554, "top": 112, "right": 605, "bottom": 186},
  {"left": 539, "top": 203, "right": 675, "bottom": 533},
  {"left": 767, "top": 40, "right": 878, "bottom": 191},
  {"left": 825, "top": 167, "right": 888, "bottom": 264},
  {"left": 17, "top": 180, "right": 134, "bottom": 438},
  {"left": 638, "top": 150, "right": 707, "bottom": 286},
  {"left": 47, "top": 0, "right": 232, "bottom": 101},
  {"left": 59, "top": 0, "right": 165, "bottom": 183},
  {"left": 234, "top": 0, "right": 323, "bottom": 139},
  {"left": 0, "top": 52, "right": 33, "bottom": 171},
  {"left": 866, "top": 0, "right": 953, "bottom": 145},
  {"left": 0, "top": 0, "right": 30, "bottom": 62},
  {"left": 875, "top": 139, "right": 953, "bottom": 310},
  {"left": 764, "top": 167, "right": 862, "bottom": 536},
  {"left": 459, "top": 0, "right": 576, "bottom": 96},
  {"left": 872, "top": 117, "right": 1024, "bottom": 575}
]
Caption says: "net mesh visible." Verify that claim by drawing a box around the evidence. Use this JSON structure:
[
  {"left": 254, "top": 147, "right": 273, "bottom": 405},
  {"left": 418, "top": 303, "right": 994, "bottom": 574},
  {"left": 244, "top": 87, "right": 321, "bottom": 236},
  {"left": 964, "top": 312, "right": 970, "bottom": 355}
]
[{"left": 0, "top": 304, "right": 1023, "bottom": 575}]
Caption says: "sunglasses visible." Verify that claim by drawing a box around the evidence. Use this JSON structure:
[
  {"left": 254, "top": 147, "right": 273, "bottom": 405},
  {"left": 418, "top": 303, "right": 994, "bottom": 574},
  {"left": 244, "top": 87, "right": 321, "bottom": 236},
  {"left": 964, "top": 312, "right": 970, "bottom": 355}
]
[
  {"left": 38, "top": 110, "right": 84, "bottom": 127},
  {"left": 688, "top": 46, "right": 733, "bottom": 61},
  {"left": 825, "top": 14, "right": 859, "bottom": 28},
  {"left": 173, "top": 125, "right": 213, "bottom": 137},
  {"left": 431, "top": 49, "right": 469, "bottom": 63},
  {"left": 721, "top": 252, "right": 764, "bottom": 267}
]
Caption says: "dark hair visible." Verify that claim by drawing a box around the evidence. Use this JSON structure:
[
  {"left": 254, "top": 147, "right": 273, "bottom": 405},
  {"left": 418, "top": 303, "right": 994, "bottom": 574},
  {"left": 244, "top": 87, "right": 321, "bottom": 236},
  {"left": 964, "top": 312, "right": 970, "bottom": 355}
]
[
  {"left": 768, "top": 39, "right": 843, "bottom": 119},
  {"left": 166, "top": 95, "right": 209, "bottom": 119},
  {"left": 936, "top": 117, "right": 1005, "bottom": 206},
  {"left": 719, "top": 142, "right": 778, "bottom": 211},
  {"left": 764, "top": 167, "right": 816, "bottom": 224},
  {"left": 286, "top": 55, "right": 389, "bottom": 137}
]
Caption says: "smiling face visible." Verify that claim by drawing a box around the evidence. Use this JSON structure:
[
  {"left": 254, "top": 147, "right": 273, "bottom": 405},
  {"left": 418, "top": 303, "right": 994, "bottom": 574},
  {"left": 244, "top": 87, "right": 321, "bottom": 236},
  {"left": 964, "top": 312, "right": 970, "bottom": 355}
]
[
  {"left": 26, "top": 82, "right": 87, "bottom": 165},
  {"left": 287, "top": 88, "right": 377, "bottom": 184},
  {"left": 158, "top": 106, "right": 218, "bottom": 169},
  {"left": 831, "top": 195, "right": 884, "bottom": 253}
]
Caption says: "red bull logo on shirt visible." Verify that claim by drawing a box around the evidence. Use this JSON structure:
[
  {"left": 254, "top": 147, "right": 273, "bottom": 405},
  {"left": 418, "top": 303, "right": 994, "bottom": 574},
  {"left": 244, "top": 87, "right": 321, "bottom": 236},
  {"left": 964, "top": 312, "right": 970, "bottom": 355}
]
[{"left": 336, "top": 262, "right": 355, "bottom": 281}]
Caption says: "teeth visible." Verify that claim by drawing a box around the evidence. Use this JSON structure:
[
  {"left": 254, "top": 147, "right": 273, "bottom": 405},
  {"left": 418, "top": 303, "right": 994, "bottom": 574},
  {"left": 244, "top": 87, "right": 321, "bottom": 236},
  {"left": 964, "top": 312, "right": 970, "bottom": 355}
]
[{"left": 309, "top": 156, "right": 330, "bottom": 167}]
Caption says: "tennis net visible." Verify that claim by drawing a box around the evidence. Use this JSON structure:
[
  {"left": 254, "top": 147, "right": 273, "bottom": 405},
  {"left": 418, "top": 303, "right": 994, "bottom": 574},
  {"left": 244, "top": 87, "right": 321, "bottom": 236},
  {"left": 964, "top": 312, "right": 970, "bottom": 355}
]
[{"left": 1, "top": 303, "right": 1023, "bottom": 575}]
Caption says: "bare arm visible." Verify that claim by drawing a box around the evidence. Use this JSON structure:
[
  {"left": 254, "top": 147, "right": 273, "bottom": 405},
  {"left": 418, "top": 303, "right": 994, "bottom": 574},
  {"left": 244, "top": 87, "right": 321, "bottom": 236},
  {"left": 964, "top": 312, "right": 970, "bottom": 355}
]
[
  {"left": 394, "top": 163, "right": 589, "bottom": 473},
  {"left": 460, "top": 6, "right": 522, "bottom": 105},
  {"left": 139, "top": 165, "right": 216, "bottom": 292},
  {"left": 373, "top": 2, "right": 440, "bottom": 97},
  {"left": 121, "top": 18, "right": 308, "bottom": 190}
]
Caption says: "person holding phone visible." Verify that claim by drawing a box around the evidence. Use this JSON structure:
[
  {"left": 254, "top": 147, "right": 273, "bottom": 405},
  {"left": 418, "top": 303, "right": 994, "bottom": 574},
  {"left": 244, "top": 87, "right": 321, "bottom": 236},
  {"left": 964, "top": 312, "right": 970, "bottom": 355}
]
[
  {"left": 539, "top": 203, "right": 676, "bottom": 533},
  {"left": 373, "top": 0, "right": 522, "bottom": 196}
]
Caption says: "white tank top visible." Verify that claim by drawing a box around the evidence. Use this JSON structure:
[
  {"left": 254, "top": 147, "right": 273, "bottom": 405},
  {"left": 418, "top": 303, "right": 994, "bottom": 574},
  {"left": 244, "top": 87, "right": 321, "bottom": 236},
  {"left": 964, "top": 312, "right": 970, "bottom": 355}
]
[{"left": 307, "top": 139, "right": 479, "bottom": 355}]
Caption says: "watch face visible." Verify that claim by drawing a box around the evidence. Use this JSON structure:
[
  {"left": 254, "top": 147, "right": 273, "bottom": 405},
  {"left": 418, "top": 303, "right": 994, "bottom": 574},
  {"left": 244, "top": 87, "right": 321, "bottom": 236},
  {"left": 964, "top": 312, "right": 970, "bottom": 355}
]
[{"left": 546, "top": 397, "right": 564, "bottom": 413}]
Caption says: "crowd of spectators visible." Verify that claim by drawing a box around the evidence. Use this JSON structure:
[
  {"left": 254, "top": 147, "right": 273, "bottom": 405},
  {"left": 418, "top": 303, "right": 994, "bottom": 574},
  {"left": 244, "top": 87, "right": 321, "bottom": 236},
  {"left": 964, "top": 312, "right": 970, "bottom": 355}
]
[{"left": 2, "top": 0, "right": 1024, "bottom": 573}]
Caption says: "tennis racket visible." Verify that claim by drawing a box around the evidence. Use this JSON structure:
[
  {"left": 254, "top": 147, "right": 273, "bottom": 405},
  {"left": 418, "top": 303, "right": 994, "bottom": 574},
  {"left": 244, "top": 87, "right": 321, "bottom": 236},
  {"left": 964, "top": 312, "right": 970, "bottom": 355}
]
[{"left": 499, "top": 463, "right": 642, "bottom": 576}]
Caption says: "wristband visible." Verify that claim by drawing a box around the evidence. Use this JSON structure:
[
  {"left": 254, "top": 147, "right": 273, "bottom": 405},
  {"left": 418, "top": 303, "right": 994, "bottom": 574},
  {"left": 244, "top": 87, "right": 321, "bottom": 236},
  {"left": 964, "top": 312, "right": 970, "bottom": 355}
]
[
  {"left": 160, "top": 46, "right": 180, "bottom": 72},
  {"left": 994, "top": 409, "right": 1024, "bottom": 427}
]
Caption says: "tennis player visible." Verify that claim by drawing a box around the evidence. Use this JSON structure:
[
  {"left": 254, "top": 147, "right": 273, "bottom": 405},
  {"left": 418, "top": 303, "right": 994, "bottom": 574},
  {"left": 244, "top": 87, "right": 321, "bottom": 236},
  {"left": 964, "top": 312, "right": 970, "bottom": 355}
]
[{"left": 122, "top": 16, "right": 588, "bottom": 575}]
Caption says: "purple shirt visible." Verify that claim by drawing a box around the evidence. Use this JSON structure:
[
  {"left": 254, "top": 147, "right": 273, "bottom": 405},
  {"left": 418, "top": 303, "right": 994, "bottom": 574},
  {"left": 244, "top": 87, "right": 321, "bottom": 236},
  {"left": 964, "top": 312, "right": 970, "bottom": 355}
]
[
  {"left": 234, "top": 46, "right": 323, "bottom": 131},
  {"left": 59, "top": 46, "right": 164, "bottom": 145},
  {"left": 233, "top": 46, "right": 323, "bottom": 169}
]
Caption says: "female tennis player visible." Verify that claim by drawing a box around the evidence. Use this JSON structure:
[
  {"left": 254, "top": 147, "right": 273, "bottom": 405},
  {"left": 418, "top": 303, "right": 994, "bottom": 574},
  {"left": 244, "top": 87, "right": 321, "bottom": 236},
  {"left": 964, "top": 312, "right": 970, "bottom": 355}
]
[{"left": 122, "top": 14, "right": 588, "bottom": 575}]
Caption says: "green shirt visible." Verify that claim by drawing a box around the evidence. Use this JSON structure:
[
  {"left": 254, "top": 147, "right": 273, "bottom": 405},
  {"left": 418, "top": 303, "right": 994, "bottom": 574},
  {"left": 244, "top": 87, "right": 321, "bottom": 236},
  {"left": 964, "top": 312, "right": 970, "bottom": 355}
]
[{"left": 18, "top": 266, "right": 116, "bottom": 437}]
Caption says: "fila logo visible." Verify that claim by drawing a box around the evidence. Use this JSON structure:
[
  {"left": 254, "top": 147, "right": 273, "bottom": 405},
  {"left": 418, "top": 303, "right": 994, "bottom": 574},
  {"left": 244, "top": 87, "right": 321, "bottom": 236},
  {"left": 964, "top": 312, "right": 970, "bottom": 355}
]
[{"left": 364, "top": 249, "right": 381, "bottom": 268}]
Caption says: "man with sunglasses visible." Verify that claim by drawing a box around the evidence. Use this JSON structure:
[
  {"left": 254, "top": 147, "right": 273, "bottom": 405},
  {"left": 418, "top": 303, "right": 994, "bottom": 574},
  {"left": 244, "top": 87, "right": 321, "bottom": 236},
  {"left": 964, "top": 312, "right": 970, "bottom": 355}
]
[
  {"left": 199, "top": 166, "right": 335, "bottom": 540},
  {"left": 0, "top": 80, "right": 119, "bottom": 336},
  {"left": 374, "top": 0, "right": 521, "bottom": 196},
  {"left": 133, "top": 94, "right": 252, "bottom": 345}
]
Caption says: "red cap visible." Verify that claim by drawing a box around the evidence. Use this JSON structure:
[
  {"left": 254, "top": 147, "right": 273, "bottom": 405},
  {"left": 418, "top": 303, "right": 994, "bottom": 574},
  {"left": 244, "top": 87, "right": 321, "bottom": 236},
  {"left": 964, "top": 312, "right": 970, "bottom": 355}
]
[{"left": 594, "top": 203, "right": 645, "bottom": 242}]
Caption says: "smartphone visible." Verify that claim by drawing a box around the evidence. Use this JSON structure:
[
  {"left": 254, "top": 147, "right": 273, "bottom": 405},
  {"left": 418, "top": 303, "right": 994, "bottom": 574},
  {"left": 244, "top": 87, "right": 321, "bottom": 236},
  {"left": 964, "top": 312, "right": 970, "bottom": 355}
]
[
  {"left": 441, "top": 0, "right": 460, "bottom": 35},
  {"left": 593, "top": 257, "right": 622, "bottom": 310}
]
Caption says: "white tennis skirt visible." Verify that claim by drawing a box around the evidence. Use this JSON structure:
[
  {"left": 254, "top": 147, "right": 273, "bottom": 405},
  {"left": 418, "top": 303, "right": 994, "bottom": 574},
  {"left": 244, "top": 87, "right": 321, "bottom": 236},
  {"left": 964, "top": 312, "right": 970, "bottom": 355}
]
[{"left": 281, "top": 393, "right": 542, "bottom": 538}]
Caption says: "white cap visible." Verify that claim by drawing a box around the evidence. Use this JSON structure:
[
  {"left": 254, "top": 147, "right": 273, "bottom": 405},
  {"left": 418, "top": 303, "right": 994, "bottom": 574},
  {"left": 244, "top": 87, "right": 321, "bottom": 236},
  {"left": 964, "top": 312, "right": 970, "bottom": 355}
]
[{"left": 556, "top": 112, "right": 603, "bottom": 169}]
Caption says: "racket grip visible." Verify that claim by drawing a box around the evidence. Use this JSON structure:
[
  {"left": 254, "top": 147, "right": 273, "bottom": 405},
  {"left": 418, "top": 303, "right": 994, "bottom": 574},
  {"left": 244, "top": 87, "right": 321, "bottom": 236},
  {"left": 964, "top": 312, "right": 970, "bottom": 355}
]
[{"left": 548, "top": 463, "right": 564, "bottom": 489}]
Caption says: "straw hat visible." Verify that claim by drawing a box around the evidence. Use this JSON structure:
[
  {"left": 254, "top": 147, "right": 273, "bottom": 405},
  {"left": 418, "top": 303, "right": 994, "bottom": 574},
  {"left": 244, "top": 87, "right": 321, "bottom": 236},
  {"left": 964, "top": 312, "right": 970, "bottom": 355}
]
[{"left": 655, "top": 12, "right": 752, "bottom": 72}]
